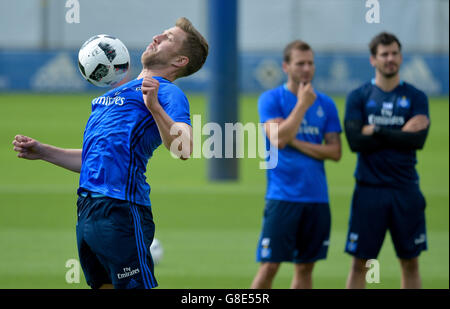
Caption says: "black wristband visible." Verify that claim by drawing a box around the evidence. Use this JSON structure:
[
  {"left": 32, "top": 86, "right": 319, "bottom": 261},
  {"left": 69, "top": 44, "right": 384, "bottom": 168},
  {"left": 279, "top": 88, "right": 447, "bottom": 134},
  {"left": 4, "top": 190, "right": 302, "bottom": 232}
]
[{"left": 373, "top": 125, "right": 382, "bottom": 135}]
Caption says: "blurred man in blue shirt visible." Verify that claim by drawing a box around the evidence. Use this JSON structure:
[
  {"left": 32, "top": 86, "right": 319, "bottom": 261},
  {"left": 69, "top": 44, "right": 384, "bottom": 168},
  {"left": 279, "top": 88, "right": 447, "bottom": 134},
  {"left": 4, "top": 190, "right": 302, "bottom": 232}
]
[{"left": 251, "top": 41, "right": 342, "bottom": 289}]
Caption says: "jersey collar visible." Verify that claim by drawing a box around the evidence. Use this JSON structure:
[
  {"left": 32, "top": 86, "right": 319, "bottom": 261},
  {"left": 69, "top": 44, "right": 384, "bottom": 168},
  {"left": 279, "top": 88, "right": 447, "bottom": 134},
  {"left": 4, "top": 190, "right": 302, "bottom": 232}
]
[{"left": 371, "top": 78, "right": 404, "bottom": 86}]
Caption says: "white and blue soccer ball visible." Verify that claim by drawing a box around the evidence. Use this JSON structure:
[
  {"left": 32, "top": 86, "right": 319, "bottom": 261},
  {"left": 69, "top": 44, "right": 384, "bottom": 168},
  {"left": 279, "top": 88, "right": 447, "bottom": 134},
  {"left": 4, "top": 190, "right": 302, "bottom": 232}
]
[
  {"left": 78, "top": 34, "right": 130, "bottom": 87},
  {"left": 150, "top": 238, "right": 164, "bottom": 266}
]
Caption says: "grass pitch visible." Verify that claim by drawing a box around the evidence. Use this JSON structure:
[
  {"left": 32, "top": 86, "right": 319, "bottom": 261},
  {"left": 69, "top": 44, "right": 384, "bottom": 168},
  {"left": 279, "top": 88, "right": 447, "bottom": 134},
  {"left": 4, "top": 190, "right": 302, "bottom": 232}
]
[{"left": 0, "top": 93, "right": 448, "bottom": 289}]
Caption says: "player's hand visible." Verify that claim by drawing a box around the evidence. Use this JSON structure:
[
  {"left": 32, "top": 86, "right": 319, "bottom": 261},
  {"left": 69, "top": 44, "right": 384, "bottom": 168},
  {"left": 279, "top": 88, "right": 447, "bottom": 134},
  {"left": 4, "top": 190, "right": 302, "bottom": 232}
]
[
  {"left": 142, "top": 75, "right": 160, "bottom": 111},
  {"left": 361, "top": 125, "right": 375, "bottom": 135},
  {"left": 297, "top": 82, "right": 316, "bottom": 110},
  {"left": 12, "top": 135, "right": 46, "bottom": 160},
  {"left": 402, "top": 115, "right": 430, "bottom": 132}
]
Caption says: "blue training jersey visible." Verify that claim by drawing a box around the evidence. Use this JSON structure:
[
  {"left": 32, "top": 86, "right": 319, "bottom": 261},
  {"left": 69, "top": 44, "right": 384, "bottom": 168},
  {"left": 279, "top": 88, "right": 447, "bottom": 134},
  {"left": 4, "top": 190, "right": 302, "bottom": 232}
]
[
  {"left": 78, "top": 77, "right": 191, "bottom": 206},
  {"left": 258, "top": 84, "right": 342, "bottom": 203},
  {"left": 345, "top": 79, "right": 429, "bottom": 187}
]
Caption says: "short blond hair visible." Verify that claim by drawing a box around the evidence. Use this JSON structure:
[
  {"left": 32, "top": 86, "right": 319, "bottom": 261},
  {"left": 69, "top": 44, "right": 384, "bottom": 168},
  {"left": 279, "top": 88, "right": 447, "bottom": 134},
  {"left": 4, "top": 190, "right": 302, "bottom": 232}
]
[
  {"left": 175, "top": 17, "right": 209, "bottom": 78},
  {"left": 283, "top": 40, "right": 312, "bottom": 63}
]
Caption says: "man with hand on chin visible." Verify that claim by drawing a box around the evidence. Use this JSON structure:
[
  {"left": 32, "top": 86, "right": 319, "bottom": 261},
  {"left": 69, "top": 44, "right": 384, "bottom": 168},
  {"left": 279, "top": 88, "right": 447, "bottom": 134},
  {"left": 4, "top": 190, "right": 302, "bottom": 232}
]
[{"left": 251, "top": 40, "right": 342, "bottom": 289}]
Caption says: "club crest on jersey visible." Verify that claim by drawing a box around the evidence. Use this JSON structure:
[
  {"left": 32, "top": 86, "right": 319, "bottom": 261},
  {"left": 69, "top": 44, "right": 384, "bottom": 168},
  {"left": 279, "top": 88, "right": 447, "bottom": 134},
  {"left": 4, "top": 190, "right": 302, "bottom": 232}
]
[
  {"left": 397, "top": 96, "right": 410, "bottom": 109},
  {"left": 316, "top": 105, "right": 324, "bottom": 118}
]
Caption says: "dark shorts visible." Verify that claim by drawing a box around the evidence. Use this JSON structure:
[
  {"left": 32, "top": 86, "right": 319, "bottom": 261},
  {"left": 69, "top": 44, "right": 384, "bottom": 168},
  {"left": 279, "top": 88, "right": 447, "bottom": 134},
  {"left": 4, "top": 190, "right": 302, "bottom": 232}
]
[
  {"left": 76, "top": 191, "right": 158, "bottom": 289},
  {"left": 256, "top": 200, "right": 331, "bottom": 264},
  {"left": 345, "top": 183, "right": 427, "bottom": 260}
]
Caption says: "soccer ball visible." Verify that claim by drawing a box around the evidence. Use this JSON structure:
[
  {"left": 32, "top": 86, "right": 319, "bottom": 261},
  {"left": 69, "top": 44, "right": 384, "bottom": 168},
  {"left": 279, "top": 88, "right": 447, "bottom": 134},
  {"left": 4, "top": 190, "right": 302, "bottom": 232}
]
[
  {"left": 150, "top": 238, "right": 164, "bottom": 265},
  {"left": 78, "top": 34, "right": 130, "bottom": 87}
]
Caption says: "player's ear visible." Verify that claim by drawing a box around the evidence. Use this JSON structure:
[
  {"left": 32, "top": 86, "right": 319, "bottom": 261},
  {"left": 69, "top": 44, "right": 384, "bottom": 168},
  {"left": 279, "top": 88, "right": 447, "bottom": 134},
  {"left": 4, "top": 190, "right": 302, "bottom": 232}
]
[
  {"left": 369, "top": 55, "right": 376, "bottom": 67},
  {"left": 282, "top": 61, "right": 289, "bottom": 73},
  {"left": 173, "top": 56, "right": 189, "bottom": 68}
]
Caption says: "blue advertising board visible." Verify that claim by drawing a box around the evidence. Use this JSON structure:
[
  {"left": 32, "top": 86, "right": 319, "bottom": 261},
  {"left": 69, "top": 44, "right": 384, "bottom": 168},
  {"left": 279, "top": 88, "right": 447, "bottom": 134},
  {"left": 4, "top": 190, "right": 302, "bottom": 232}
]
[{"left": 0, "top": 50, "right": 448, "bottom": 95}]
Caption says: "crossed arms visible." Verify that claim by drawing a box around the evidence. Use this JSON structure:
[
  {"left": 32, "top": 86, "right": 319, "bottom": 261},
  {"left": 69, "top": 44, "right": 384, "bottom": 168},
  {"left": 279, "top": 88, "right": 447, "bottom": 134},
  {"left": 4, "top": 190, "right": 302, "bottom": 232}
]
[
  {"left": 345, "top": 115, "right": 429, "bottom": 153},
  {"left": 263, "top": 83, "right": 342, "bottom": 162}
]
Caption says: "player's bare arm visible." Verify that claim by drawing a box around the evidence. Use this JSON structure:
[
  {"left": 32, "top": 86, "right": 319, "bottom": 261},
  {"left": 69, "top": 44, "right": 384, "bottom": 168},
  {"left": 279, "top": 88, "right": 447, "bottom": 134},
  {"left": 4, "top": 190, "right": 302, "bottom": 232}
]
[
  {"left": 142, "top": 75, "right": 193, "bottom": 160},
  {"left": 265, "top": 83, "right": 316, "bottom": 149},
  {"left": 288, "top": 132, "right": 342, "bottom": 161},
  {"left": 361, "top": 124, "right": 375, "bottom": 136},
  {"left": 13, "top": 135, "right": 82, "bottom": 173},
  {"left": 402, "top": 114, "right": 430, "bottom": 132}
]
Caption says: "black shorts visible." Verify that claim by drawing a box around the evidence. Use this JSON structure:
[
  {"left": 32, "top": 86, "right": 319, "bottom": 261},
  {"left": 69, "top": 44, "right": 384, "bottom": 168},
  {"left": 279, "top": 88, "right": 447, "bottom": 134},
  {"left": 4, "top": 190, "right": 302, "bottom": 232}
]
[
  {"left": 255, "top": 200, "right": 331, "bottom": 263},
  {"left": 76, "top": 192, "right": 158, "bottom": 289},
  {"left": 345, "top": 183, "right": 427, "bottom": 260}
]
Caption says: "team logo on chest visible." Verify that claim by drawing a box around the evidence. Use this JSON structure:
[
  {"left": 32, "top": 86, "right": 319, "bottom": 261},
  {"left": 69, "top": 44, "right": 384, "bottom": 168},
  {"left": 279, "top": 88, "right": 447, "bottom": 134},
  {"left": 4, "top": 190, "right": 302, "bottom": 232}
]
[
  {"left": 397, "top": 96, "right": 410, "bottom": 109},
  {"left": 316, "top": 105, "right": 324, "bottom": 118},
  {"left": 368, "top": 99, "right": 405, "bottom": 126},
  {"left": 381, "top": 102, "right": 394, "bottom": 117}
]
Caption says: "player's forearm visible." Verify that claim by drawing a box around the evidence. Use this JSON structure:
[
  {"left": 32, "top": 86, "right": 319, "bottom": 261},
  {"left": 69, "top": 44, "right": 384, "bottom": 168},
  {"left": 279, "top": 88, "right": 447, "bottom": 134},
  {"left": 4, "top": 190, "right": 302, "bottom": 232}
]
[
  {"left": 276, "top": 104, "right": 308, "bottom": 148},
  {"left": 344, "top": 120, "right": 385, "bottom": 153},
  {"left": 42, "top": 145, "right": 82, "bottom": 173},
  {"left": 147, "top": 104, "right": 192, "bottom": 159},
  {"left": 289, "top": 139, "right": 341, "bottom": 161},
  {"left": 373, "top": 126, "right": 429, "bottom": 150}
]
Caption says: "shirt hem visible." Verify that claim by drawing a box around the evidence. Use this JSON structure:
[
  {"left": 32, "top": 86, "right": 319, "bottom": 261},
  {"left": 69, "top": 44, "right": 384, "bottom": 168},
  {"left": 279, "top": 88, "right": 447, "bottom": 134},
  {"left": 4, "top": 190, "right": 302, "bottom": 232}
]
[{"left": 78, "top": 186, "right": 151, "bottom": 207}]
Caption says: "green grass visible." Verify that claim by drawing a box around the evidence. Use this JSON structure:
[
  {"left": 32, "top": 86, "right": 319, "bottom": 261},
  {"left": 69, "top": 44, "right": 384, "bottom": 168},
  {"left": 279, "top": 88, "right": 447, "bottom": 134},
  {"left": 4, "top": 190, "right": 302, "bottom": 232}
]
[{"left": 0, "top": 93, "right": 448, "bottom": 289}]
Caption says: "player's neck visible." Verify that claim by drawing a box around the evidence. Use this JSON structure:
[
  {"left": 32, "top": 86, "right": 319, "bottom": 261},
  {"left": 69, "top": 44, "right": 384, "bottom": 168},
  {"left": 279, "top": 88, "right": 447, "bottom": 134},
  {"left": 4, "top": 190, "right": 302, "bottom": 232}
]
[
  {"left": 137, "top": 68, "right": 176, "bottom": 82},
  {"left": 374, "top": 73, "right": 400, "bottom": 92},
  {"left": 286, "top": 80, "right": 299, "bottom": 95}
]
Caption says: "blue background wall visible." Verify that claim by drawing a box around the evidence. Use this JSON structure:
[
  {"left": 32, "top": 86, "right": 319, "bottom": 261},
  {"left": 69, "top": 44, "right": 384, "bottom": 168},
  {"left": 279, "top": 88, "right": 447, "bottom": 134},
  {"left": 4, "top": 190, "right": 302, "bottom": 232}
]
[{"left": 0, "top": 50, "right": 448, "bottom": 95}]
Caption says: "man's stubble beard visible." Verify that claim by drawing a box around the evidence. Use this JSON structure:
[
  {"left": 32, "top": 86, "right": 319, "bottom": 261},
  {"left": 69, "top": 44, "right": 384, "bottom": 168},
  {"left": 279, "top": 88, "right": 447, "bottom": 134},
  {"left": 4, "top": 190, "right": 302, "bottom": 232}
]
[
  {"left": 378, "top": 62, "right": 400, "bottom": 79},
  {"left": 141, "top": 50, "right": 170, "bottom": 69}
]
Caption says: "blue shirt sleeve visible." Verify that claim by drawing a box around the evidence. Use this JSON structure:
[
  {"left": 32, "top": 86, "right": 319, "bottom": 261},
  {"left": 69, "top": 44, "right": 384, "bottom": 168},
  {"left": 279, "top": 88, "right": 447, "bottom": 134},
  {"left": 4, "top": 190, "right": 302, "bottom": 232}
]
[
  {"left": 410, "top": 88, "right": 429, "bottom": 118},
  {"left": 258, "top": 89, "right": 284, "bottom": 123},
  {"left": 323, "top": 96, "right": 342, "bottom": 134},
  {"left": 344, "top": 88, "right": 365, "bottom": 123},
  {"left": 160, "top": 85, "right": 192, "bottom": 126}
]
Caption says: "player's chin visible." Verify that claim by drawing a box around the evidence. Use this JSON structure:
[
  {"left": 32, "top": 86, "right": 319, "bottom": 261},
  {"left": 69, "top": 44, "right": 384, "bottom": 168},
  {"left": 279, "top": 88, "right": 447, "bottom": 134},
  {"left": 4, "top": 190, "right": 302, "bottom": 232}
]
[
  {"left": 141, "top": 49, "right": 154, "bottom": 60},
  {"left": 383, "top": 63, "right": 398, "bottom": 72},
  {"left": 381, "top": 69, "right": 399, "bottom": 78},
  {"left": 141, "top": 50, "right": 150, "bottom": 60},
  {"left": 300, "top": 78, "right": 312, "bottom": 85}
]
